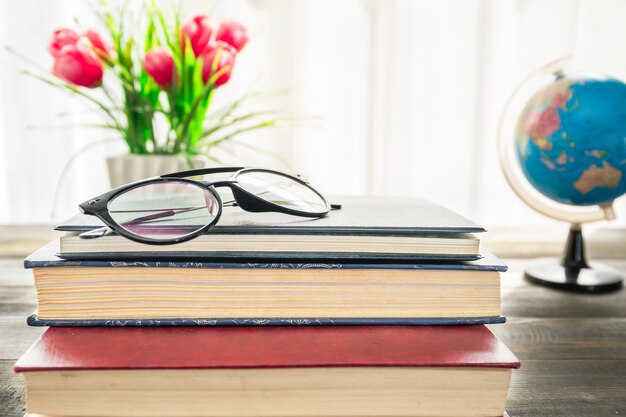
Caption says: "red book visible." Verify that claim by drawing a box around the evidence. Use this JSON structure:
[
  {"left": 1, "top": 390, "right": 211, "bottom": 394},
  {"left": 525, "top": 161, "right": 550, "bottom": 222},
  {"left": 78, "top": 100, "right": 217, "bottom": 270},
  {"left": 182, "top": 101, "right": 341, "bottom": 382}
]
[
  {"left": 14, "top": 325, "right": 519, "bottom": 371},
  {"left": 15, "top": 326, "right": 519, "bottom": 417}
]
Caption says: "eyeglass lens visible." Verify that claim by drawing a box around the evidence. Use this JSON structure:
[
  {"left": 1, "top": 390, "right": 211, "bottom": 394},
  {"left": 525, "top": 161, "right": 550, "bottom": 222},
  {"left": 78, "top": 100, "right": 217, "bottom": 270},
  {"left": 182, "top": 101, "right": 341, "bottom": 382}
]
[
  {"left": 107, "top": 181, "right": 219, "bottom": 240},
  {"left": 236, "top": 170, "right": 327, "bottom": 213}
]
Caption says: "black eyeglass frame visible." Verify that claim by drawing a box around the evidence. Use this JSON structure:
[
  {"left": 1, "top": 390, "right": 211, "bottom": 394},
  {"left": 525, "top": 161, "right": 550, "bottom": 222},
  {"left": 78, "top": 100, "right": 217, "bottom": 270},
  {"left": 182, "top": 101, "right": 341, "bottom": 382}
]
[{"left": 78, "top": 166, "right": 330, "bottom": 245}]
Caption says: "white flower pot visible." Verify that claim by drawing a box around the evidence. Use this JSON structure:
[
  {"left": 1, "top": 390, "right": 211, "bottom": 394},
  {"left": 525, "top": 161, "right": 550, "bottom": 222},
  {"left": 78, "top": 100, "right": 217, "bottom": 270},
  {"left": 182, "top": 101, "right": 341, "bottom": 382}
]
[{"left": 106, "top": 154, "right": 212, "bottom": 188}]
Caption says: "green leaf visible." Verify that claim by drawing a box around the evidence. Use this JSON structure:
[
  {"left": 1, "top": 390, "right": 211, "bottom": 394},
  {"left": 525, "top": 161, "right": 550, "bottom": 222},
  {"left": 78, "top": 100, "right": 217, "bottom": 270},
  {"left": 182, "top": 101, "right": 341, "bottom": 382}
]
[
  {"left": 20, "top": 69, "right": 125, "bottom": 133},
  {"left": 152, "top": 0, "right": 175, "bottom": 50},
  {"left": 197, "top": 119, "right": 280, "bottom": 151},
  {"left": 144, "top": 12, "right": 157, "bottom": 52},
  {"left": 205, "top": 88, "right": 285, "bottom": 122},
  {"left": 201, "top": 110, "right": 279, "bottom": 139},
  {"left": 26, "top": 123, "right": 124, "bottom": 131},
  {"left": 229, "top": 139, "right": 294, "bottom": 169}
]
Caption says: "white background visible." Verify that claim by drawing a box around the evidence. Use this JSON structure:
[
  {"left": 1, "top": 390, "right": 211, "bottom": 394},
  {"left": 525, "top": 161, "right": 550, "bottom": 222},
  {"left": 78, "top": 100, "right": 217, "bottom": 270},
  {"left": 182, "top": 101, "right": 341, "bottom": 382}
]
[{"left": 1, "top": 0, "right": 625, "bottom": 232}]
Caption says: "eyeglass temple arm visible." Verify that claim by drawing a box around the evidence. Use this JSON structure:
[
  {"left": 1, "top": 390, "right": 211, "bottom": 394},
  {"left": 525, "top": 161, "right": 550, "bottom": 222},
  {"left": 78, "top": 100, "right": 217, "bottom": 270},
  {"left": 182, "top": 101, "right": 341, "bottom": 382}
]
[
  {"left": 224, "top": 201, "right": 341, "bottom": 210},
  {"left": 161, "top": 166, "right": 245, "bottom": 178}
]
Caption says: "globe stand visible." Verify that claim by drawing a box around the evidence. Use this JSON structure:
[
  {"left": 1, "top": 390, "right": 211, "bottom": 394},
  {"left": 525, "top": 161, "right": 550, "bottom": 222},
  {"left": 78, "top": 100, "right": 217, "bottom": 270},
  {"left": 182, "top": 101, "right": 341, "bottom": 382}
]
[{"left": 524, "top": 224, "right": 623, "bottom": 293}]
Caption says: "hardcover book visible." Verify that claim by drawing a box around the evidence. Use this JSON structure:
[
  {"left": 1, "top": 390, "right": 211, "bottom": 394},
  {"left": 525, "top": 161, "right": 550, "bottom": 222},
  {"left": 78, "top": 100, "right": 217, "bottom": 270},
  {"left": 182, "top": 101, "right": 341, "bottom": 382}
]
[
  {"left": 56, "top": 196, "right": 484, "bottom": 261},
  {"left": 25, "top": 241, "right": 506, "bottom": 325},
  {"left": 14, "top": 325, "right": 519, "bottom": 417}
]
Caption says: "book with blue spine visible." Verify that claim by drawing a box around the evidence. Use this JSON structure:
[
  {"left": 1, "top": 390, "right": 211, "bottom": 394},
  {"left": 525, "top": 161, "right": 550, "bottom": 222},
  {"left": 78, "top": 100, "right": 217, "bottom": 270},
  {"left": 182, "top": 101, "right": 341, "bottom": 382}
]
[{"left": 25, "top": 241, "right": 507, "bottom": 327}]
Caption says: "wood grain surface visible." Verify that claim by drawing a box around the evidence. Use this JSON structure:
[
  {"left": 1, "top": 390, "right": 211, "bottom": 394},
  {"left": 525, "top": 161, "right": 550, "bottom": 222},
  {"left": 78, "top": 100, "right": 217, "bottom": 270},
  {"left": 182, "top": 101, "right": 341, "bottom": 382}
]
[{"left": 1, "top": 257, "right": 625, "bottom": 416}]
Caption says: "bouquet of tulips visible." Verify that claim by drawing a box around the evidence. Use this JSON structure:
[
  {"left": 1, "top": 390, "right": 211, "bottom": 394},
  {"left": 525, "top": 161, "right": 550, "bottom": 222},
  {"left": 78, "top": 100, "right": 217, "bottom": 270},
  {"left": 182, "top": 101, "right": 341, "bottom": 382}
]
[{"left": 27, "top": 3, "right": 281, "bottom": 160}]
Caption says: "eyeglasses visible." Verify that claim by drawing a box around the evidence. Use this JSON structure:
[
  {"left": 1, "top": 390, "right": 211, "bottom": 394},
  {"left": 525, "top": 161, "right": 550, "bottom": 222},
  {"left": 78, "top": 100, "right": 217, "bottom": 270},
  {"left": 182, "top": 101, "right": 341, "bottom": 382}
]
[{"left": 79, "top": 167, "right": 330, "bottom": 245}]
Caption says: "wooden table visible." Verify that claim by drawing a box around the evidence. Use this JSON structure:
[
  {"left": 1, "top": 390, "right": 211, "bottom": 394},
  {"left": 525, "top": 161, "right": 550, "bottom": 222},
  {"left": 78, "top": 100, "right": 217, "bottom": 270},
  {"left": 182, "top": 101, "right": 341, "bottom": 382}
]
[{"left": 1, "top": 257, "right": 625, "bottom": 416}]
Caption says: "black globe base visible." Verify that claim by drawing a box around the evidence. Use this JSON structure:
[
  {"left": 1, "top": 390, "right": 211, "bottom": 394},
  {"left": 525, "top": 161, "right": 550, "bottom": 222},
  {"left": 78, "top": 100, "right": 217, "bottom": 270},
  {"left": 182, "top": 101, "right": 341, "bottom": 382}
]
[
  {"left": 525, "top": 263, "right": 622, "bottom": 293},
  {"left": 523, "top": 224, "right": 623, "bottom": 294}
]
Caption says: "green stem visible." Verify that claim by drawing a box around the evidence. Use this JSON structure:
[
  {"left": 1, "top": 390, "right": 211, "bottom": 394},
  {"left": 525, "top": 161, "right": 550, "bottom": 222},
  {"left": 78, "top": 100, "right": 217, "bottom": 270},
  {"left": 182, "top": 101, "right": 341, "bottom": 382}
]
[
  {"left": 20, "top": 70, "right": 125, "bottom": 134},
  {"left": 176, "top": 65, "right": 230, "bottom": 144}
]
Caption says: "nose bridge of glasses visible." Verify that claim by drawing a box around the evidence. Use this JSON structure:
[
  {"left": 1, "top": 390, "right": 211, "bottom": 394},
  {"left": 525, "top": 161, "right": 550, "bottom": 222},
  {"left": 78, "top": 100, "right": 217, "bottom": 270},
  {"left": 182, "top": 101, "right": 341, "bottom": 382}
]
[
  {"left": 200, "top": 178, "right": 238, "bottom": 188},
  {"left": 161, "top": 166, "right": 245, "bottom": 178}
]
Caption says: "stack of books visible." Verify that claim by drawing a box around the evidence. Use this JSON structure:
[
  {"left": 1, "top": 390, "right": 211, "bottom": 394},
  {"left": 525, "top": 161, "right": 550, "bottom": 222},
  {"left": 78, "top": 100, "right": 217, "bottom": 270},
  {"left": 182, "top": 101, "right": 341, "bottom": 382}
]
[{"left": 15, "top": 196, "right": 518, "bottom": 417}]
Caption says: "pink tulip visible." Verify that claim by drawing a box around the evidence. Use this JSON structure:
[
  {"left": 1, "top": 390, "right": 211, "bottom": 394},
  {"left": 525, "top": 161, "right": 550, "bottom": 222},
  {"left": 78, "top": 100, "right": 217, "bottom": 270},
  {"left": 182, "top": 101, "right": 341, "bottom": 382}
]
[
  {"left": 52, "top": 44, "right": 103, "bottom": 88},
  {"left": 181, "top": 15, "right": 213, "bottom": 57},
  {"left": 48, "top": 28, "right": 80, "bottom": 58},
  {"left": 216, "top": 20, "right": 248, "bottom": 52},
  {"left": 201, "top": 42, "right": 235, "bottom": 87},
  {"left": 201, "top": 42, "right": 236, "bottom": 87},
  {"left": 84, "top": 30, "right": 113, "bottom": 58},
  {"left": 144, "top": 47, "right": 176, "bottom": 89}
]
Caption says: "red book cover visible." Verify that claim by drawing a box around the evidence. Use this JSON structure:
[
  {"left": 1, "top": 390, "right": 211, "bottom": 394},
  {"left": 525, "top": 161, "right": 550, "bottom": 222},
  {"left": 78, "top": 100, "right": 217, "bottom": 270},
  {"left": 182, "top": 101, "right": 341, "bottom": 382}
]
[{"left": 14, "top": 325, "right": 519, "bottom": 372}]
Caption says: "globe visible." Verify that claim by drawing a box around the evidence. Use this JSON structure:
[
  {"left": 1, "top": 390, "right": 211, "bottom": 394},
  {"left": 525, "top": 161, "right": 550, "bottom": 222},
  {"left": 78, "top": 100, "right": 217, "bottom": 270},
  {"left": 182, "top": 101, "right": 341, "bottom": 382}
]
[
  {"left": 515, "top": 73, "right": 626, "bottom": 206},
  {"left": 500, "top": 69, "right": 626, "bottom": 293}
]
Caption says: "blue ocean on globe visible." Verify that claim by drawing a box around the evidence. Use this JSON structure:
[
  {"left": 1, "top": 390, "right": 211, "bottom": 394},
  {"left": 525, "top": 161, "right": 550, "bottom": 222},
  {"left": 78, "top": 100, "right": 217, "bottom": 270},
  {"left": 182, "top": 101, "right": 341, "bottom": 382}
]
[{"left": 515, "top": 73, "right": 626, "bottom": 206}]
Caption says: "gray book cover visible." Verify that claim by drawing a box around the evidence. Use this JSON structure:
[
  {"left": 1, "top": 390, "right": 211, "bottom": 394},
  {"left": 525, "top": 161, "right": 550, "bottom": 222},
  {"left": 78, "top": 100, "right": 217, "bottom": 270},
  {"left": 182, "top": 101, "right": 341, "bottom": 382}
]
[{"left": 57, "top": 195, "right": 485, "bottom": 235}]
